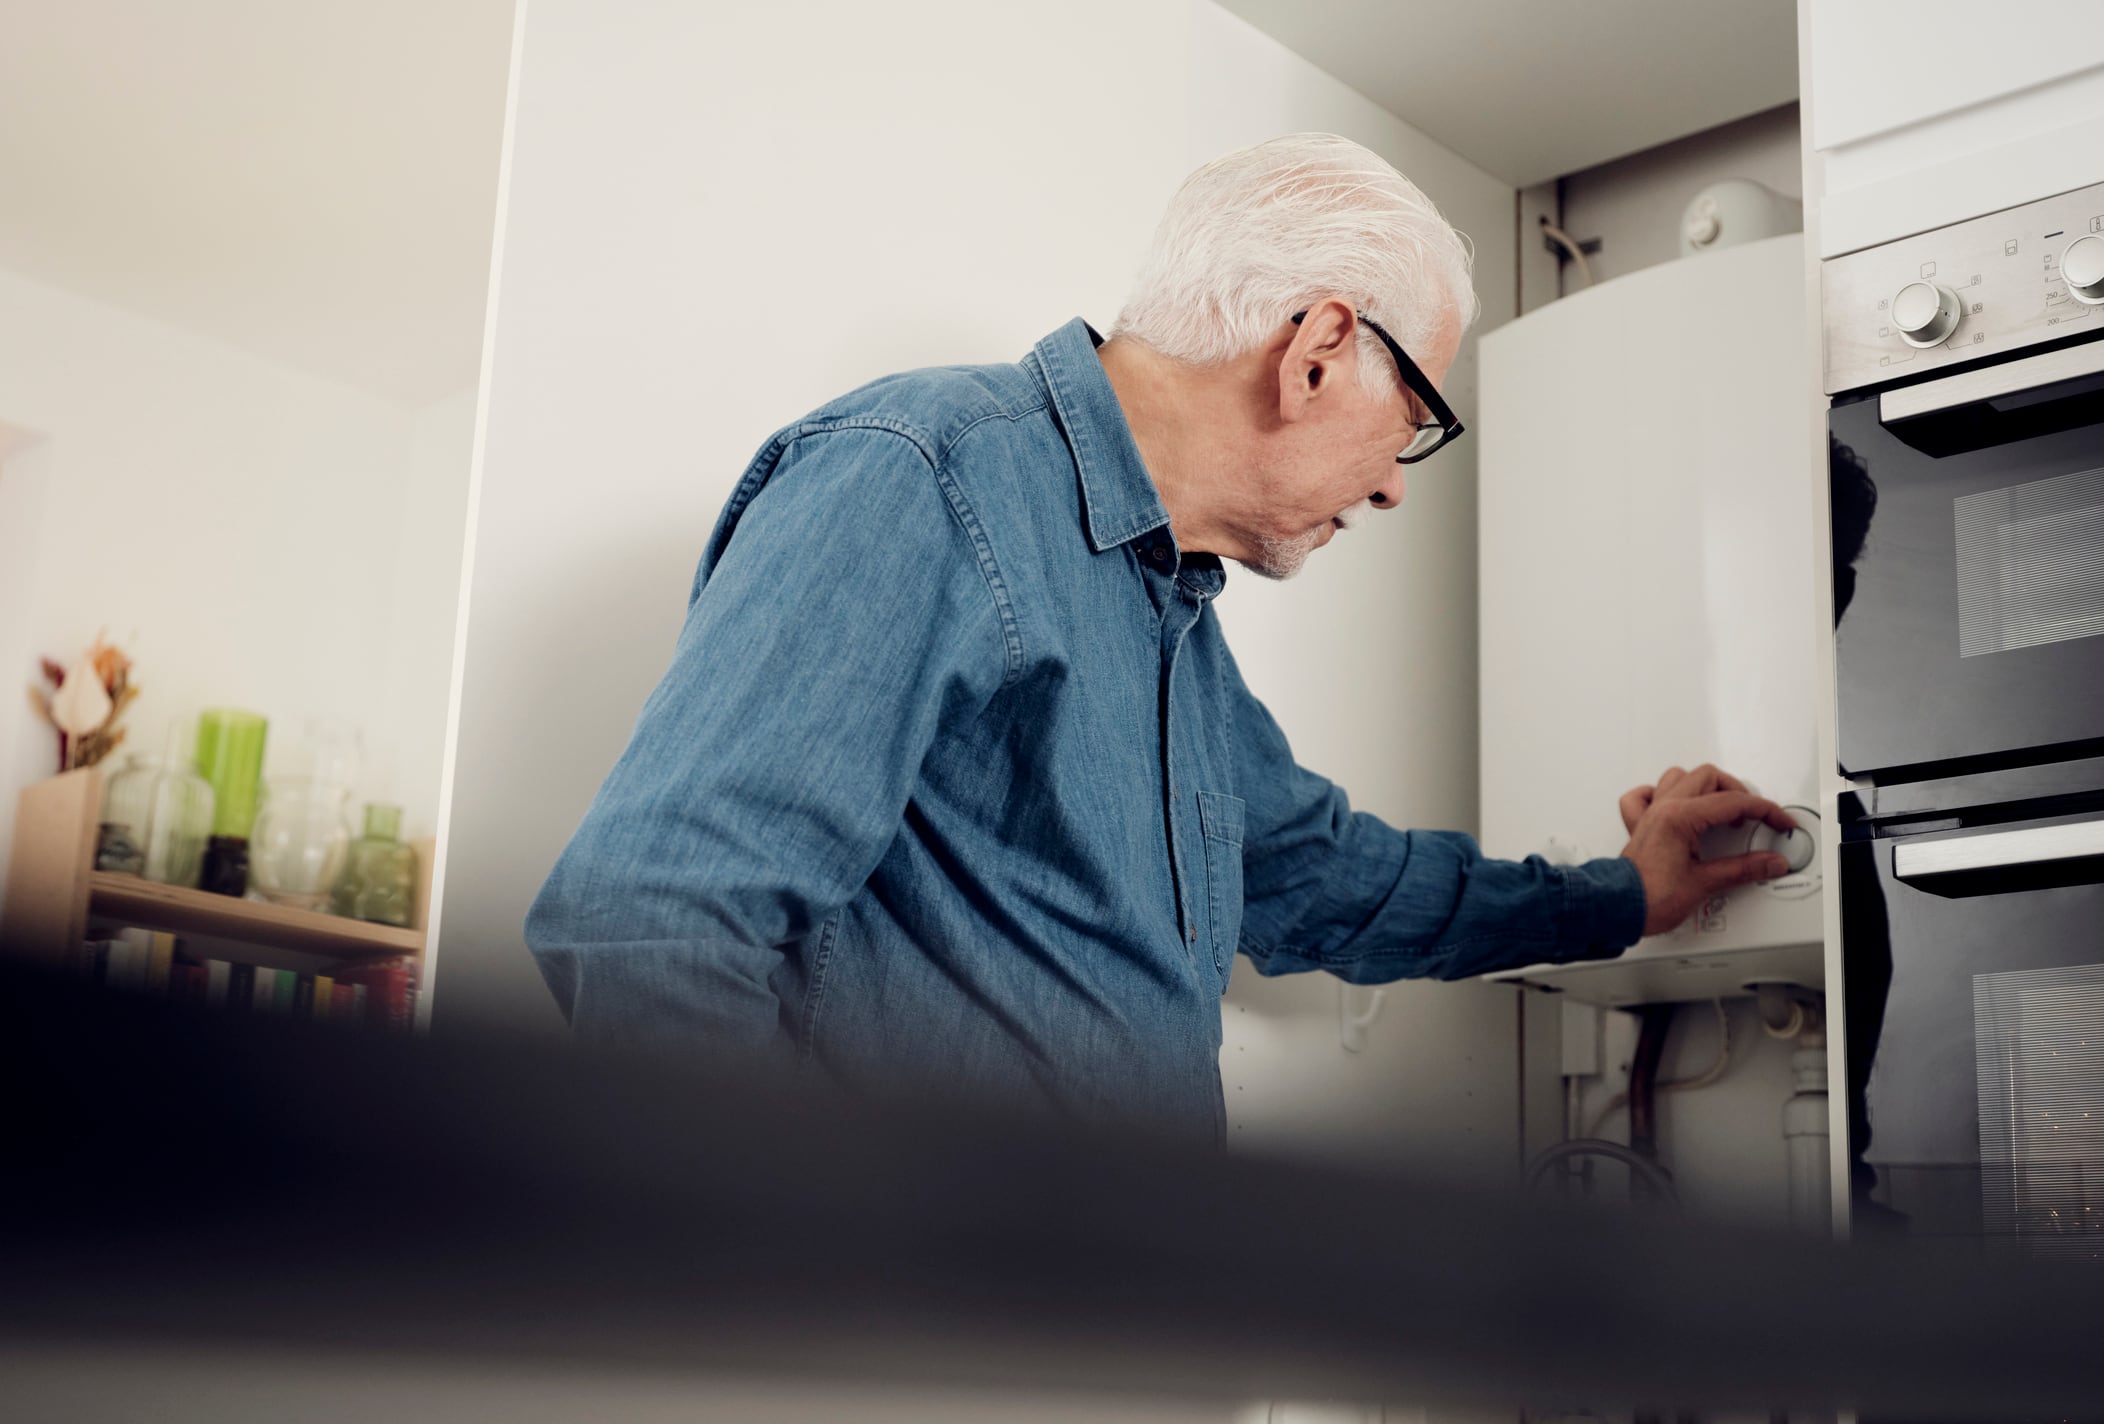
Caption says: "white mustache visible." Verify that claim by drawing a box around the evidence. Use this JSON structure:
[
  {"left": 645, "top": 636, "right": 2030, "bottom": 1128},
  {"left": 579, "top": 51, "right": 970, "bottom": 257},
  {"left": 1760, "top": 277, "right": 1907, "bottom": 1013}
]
[{"left": 1332, "top": 498, "right": 1376, "bottom": 531}]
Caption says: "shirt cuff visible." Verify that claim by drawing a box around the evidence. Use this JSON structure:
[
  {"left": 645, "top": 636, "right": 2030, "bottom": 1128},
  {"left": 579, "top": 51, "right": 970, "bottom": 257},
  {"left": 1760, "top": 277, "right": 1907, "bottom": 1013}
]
[{"left": 1550, "top": 856, "right": 1649, "bottom": 963}]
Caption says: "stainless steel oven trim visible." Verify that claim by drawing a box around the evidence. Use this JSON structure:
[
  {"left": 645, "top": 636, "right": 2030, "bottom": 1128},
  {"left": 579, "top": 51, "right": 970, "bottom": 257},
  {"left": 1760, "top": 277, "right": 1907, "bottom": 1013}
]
[
  {"left": 1879, "top": 339, "right": 2104, "bottom": 424},
  {"left": 1893, "top": 815, "right": 2104, "bottom": 879}
]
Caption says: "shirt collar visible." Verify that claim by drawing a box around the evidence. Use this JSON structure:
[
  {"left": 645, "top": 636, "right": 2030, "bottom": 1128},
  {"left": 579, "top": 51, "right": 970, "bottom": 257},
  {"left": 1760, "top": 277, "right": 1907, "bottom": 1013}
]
[{"left": 1030, "top": 318, "right": 1171, "bottom": 553}]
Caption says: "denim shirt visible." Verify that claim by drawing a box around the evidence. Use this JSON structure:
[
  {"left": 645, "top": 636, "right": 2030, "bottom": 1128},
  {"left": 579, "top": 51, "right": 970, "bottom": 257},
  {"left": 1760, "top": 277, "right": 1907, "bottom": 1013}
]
[{"left": 526, "top": 318, "right": 1646, "bottom": 1141}]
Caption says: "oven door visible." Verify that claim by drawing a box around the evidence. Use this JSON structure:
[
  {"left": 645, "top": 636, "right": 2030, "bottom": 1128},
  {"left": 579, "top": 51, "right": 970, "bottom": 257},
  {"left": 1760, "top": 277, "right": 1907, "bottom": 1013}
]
[
  {"left": 1853, "top": 805, "right": 2104, "bottom": 1263},
  {"left": 1830, "top": 336, "right": 2104, "bottom": 779}
]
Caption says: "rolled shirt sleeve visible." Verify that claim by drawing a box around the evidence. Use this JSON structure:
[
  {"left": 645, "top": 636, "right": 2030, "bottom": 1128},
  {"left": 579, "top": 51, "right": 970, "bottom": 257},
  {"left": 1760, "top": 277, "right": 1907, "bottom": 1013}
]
[{"left": 1227, "top": 657, "right": 1648, "bottom": 983}]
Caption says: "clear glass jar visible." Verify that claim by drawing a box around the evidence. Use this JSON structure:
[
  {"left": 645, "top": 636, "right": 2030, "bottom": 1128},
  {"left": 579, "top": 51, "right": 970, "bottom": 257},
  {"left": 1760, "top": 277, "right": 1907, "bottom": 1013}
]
[
  {"left": 330, "top": 803, "right": 418, "bottom": 927},
  {"left": 248, "top": 777, "right": 354, "bottom": 910},
  {"left": 144, "top": 749, "right": 216, "bottom": 890},
  {"left": 94, "top": 754, "right": 157, "bottom": 875}
]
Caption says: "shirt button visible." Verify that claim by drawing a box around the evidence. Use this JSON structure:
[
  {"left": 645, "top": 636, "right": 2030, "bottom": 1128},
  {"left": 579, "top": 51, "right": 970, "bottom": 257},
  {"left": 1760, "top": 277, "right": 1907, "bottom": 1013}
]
[{"left": 1149, "top": 546, "right": 1170, "bottom": 564}]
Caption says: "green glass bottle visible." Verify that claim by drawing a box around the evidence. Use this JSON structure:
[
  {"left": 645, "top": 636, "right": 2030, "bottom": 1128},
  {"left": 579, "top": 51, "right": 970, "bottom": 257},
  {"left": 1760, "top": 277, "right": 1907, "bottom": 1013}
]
[
  {"left": 330, "top": 803, "right": 417, "bottom": 928},
  {"left": 194, "top": 708, "right": 267, "bottom": 897}
]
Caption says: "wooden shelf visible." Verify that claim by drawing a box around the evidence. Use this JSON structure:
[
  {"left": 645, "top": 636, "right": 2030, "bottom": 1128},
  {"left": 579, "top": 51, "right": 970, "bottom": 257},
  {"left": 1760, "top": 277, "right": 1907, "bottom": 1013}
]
[
  {"left": 4, "top": 766, "right": 432, "bottom": 968},
  {"left": 89, "top": 873, "right": 422, "bottom": 960}
]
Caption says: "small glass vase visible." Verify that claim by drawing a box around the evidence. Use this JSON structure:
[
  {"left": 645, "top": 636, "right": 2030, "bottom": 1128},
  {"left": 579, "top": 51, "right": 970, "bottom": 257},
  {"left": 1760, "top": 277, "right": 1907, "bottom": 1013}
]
[
  {"left": 94, "top": 754, "right": 158, "bottom": 876},
  {"left": 248, "top": 777, "right": 354, "bottom": 911},
  {"left": 144, "top": 746, "right": 216, "bottom": 890},
  {"left": 330, "top": 803, "right": 418, "bottom": 928}
]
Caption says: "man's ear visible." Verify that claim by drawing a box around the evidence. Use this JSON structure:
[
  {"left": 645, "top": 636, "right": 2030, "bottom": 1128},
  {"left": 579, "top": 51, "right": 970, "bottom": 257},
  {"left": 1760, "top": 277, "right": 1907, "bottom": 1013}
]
[{"left": 1280, "top": 300, "right": 1356, "bottom": 424}]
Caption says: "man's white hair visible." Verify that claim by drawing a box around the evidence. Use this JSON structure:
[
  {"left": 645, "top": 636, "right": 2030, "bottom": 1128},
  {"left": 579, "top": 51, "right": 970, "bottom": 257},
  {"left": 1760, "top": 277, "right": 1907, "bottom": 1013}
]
[{"left": 1111, "top": 133, "right": 1479, "bottom": 398}]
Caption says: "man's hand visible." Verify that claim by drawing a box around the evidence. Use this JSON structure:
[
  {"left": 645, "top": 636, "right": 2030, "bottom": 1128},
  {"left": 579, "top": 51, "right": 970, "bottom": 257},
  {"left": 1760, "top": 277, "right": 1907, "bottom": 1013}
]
[{"left": 1617, "top": 763, "right": 1796, "bottom": 937}]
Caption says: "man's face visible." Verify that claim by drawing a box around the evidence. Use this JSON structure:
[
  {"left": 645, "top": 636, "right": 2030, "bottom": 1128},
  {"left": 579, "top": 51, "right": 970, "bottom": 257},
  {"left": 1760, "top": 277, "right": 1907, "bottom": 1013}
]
[{"left": 1236, "top": 302, "right": 1463, "bottom": 581}]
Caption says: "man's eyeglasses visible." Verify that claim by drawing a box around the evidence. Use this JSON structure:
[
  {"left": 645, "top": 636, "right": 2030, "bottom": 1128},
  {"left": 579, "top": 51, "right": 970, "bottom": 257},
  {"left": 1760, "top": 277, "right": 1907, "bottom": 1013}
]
[{"left": 1290, "top": 310, "right": 1464, "bottom": 464}]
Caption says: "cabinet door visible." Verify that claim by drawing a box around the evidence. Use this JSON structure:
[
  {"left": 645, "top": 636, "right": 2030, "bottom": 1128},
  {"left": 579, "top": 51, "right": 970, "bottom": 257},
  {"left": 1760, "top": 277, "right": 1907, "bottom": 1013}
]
[{"left": 1808, "top": 1, "right": 2104, "bottom": 151}]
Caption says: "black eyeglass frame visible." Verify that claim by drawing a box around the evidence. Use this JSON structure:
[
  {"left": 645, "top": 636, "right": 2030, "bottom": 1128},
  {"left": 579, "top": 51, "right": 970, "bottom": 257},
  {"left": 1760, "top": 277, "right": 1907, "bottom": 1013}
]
[{"left": 1290, "top": 309, "right": 1464, "bottom": 464}]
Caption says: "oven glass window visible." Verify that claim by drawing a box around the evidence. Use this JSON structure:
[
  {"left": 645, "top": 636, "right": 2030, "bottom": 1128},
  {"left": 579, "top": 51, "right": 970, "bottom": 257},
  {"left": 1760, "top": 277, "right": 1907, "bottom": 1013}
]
[
  {"left": 1955, "top": 463, "right": 2104, "bottom": 657},
  {"left": 1829, "top": 393, "right": 2104, "bottom": 775},
  {"left": 1974, "top": 961, "right": 2104, "bottom": 1262}
]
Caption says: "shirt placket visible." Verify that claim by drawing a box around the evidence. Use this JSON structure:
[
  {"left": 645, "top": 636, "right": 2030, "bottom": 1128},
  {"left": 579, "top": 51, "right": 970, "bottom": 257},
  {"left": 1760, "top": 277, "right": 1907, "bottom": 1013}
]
[{"left": 1140, "top": 536, "right": 1207, "bottom": 949}]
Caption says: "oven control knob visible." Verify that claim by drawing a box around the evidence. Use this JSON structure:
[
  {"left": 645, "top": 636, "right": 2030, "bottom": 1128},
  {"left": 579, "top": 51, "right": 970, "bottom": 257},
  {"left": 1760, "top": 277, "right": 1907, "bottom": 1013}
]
[
  {"left": 2062, "top": 234, "right": 2104, "bottom": 305},
  {"left": 1891, "top": 281, "right": 1962, "bottom": 347},
  {"left": 1749, "top": 806, "right": 1819, "bottom": 875}
]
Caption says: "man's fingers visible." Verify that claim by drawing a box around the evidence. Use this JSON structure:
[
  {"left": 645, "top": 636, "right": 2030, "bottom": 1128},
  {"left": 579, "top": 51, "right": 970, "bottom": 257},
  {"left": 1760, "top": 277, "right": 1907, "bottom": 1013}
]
[
  {"left": 1619, "top": 785, "right": 1654, "bottom": 832},
  {"left": 1674, "top": 790, "right": 1794, "bottom": 834},
  {"left": 1701, "top": 851, "right": 1788, "bottom": 893},
  {"left": 1655, "top": 763, "right": 1748, "bottom": 800}
]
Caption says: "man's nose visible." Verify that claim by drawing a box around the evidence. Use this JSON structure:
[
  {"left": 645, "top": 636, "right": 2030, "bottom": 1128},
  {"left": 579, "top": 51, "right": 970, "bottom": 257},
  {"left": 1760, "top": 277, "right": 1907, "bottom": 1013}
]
[{"left": 1370, "top": 470, "right": 1407, "bottom": 508}]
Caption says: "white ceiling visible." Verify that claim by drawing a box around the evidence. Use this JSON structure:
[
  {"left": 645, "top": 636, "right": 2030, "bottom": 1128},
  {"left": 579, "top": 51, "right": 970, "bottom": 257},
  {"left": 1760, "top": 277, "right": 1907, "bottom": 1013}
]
[
  {"left": 0, "top": 0, "right": 515, "bottom": 406},
  {"left": 0, "top": 1, "right": 1791, "bottom": 406},
  {"left": 1213, "top": 0, "right": 1799, "bottom": 188}
]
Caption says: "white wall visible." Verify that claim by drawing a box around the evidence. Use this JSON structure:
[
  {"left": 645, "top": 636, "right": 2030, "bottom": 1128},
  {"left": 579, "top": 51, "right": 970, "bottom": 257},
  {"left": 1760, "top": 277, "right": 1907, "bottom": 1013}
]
[
  {"left": 0, "top": 267, "right": 466, "bottom": 907},
  {"left": 0, "top": 427, "right": 55, "bottom": 886},
  {"left": 377, "top": 386, "right": 477, "bottom": 842},
  {"left": 442, "top": 0, "right": 1527, "bottom": 1202}
]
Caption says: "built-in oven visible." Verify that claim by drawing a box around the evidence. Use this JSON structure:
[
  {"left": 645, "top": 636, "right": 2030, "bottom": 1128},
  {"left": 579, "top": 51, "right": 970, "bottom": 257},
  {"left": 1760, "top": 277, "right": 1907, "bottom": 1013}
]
[
  {"left": 1829, "top": 350, "right": 2104, "bottom": 780},
  {"left": 1844, "top": 763, "right": 2104, "bottom": 1266},
  {"left": 1822, "top": 180, "right": 2104, "bottom": 1299}
]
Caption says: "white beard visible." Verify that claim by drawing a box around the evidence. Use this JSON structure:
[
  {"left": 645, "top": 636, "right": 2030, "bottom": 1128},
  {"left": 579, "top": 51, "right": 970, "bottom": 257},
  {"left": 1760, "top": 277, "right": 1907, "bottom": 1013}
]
[
  {"left": 1245, "top": 498, "right": 1374, "bottom": 581},
  {"left": 1246, "top": 529, "right": 1321, "bottom": 581}
]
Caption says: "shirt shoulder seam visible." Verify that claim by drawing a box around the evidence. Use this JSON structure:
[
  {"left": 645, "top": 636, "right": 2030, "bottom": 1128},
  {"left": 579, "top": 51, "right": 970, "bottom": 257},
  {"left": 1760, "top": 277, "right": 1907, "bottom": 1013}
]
[
  {"left": 929, "top": 428, "right": 1028, "bottom": 690},
  {"left": 779, "top": 418, "right": 1026, "bottom": 689},
  {"left": 933, "top": 398, "right": 1051, "bottom": 463}
]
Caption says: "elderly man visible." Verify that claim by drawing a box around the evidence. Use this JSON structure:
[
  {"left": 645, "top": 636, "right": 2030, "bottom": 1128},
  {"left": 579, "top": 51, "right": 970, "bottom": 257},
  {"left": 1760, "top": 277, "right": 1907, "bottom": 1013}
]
[{"left": 526, "top": 133, "right": 1795, "bottom": 1138}]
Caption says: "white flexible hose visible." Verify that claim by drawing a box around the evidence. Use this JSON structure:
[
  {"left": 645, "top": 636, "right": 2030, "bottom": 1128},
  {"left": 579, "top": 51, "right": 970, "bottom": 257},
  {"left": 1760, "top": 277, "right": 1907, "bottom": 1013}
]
[
  {"left": 1584, "top": 999, "right": 1732, "bottom": 1138},
  {"left": 1540, "top": 218, "right": 1596, "bottom": 288}
]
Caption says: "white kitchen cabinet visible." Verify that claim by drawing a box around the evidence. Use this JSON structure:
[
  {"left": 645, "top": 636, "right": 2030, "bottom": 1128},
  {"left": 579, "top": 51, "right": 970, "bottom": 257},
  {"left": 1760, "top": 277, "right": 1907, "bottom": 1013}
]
[
  {"left": 1807, "top": 1, "right": 2104, "bottom": 152},
  {"left": 1805, "top": 0, "right": 2104, "bottom": 254}
]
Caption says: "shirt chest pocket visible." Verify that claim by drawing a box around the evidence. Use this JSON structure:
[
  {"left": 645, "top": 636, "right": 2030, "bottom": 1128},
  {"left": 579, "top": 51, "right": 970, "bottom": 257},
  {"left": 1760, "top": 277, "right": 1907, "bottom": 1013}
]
[{"left": 1197, "top": 791, "right": 1245, "bottom": 981}]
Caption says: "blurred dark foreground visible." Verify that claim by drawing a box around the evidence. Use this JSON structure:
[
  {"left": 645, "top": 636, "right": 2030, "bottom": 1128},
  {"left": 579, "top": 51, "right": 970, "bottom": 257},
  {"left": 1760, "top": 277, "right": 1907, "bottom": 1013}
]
[{"left": 3, "top": 965, "right": 2100, "bottom": 1422}]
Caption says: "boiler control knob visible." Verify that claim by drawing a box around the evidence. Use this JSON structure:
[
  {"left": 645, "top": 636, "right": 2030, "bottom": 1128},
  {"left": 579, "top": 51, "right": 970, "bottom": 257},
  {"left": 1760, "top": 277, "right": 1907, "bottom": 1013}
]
[
  {"left": 1891, "top": 280, "right": 1962, "bottom": 347},
  {"left": 1748, "top": 805, "right": 1819, "bottom": 876},
  {"left": 1695, "top": 805, "right": 1820, "bottom": 876},
  {"left": 2062, "top": 234, "right": 2104, "bottom": 305},
  {"left": 1695, "top": 818, "right": 1754, "bottom": 864}
]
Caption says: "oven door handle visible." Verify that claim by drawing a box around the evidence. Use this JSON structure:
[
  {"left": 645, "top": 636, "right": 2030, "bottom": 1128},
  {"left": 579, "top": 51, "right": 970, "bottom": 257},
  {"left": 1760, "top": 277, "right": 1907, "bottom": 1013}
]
[
  {"left": 1879, "top": 339, "right": 2104, "bottom": 424},
  {"left": 1893, "top": 816, "right": 2104, "bottom": 880}
]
